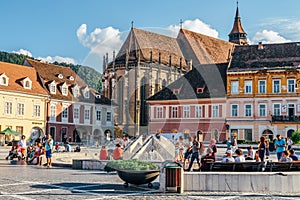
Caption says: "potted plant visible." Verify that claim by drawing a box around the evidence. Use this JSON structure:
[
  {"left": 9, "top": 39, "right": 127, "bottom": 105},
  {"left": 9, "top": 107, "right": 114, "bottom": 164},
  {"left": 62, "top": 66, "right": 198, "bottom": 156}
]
[{"left": 104, "top": 159, "right": 160, "bottom": 188}]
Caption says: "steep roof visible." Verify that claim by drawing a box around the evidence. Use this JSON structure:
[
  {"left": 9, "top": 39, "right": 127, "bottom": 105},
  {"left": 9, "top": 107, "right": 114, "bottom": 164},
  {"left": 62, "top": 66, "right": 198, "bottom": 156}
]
[
  {"left": 0, "top": 61, "right": 48, "bottom": 96},
  {"left": 229, "top": 42, "right": 300, "bottom": 71},
  {"left": 115, "top": 28, "right": 188, "bottom": 68},
  {"left": 229, "top": 6, "right": 246, "bottom": 35},
  {"left": 147, "top": 63, "right": 228, "bottom": 101},
  {"left": 177, "top": 29, "right": 235, "bottom": 66},
  {"left": 25, "top": 59, "right": 111, "bottom": 104}
]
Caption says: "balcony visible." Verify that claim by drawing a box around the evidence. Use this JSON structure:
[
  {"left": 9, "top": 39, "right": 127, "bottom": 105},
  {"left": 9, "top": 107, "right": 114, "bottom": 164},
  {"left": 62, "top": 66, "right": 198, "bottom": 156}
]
[{"left": 272, "top": 115, "right": 300, "bottom": 122}]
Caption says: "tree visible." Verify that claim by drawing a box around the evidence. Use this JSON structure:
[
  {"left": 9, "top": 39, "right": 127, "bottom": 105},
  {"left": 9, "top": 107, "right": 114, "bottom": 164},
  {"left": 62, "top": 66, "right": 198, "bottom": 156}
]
[{"left": 291, "top": 130, "right": 300, "bottom": 144}]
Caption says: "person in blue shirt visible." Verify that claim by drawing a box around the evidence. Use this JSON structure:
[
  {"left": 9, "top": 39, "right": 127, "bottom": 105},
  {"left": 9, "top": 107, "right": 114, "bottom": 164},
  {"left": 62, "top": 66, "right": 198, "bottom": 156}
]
[
  {"left": 275, "top": 134, "right": 286, "bottom": 161},
  {"left": 45, "top": 134, "right": 54, "bottom": 168}
]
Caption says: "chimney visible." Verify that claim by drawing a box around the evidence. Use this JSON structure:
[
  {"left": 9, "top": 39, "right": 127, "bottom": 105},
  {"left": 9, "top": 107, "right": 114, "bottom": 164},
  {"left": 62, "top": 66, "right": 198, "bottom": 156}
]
[{"left": 258, "top": 42, "right": 264, "bottom": 50}]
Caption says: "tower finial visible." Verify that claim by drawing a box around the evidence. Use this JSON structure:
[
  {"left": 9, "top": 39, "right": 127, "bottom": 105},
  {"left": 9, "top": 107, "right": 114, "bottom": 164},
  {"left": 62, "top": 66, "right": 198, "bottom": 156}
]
[
  {"left": 180, "top": 19, "right": 183, "bottom": 29},
  {"left": 131, "top": 21, "right": 134, "bottom": 29}
]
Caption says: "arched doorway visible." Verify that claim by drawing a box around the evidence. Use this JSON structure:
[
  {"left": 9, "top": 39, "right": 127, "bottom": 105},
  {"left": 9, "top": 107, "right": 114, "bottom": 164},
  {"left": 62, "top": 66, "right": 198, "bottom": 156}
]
[
  {"left": 73, "top": 129, "right": 81, "bottom": 143},
  {"left": 262, "top": 129, "right": 274, "bottom": 141},
  {"left": 29, "top": 127, "right": 44, "bottom": 144},
  {"left": 287, "top": 129, "right": 295, "bottom": 138}
]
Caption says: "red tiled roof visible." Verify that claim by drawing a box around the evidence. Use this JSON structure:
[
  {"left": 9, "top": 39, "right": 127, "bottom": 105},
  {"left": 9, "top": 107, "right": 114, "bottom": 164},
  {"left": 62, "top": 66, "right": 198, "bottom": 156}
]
[{"left": 0, "top": 61, "right": 48, "bottom": 96}]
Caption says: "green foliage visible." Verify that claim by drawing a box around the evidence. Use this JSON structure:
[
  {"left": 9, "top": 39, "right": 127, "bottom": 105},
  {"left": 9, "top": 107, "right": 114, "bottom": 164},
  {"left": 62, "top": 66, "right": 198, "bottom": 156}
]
[
  {"left": 0, "top": 51, "right": 33, "bottom": 65},
  {"left": 291, "top": 130, "right": 300, "bottom": 144},
  {"left": 104, "top": 160, "right": 159, "bottom": 172}
]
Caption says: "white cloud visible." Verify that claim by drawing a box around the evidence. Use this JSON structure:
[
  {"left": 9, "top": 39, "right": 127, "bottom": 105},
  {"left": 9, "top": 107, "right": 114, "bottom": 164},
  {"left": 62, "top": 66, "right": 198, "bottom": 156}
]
[
  {"left": 12, "top": 49, "right": 33, "bottom": 57},
  {"left": 252, "top": 30, "right": 292, "bottom": 44},
  {"left": 76, "top": 24, "right": 124, "bottom": 71},
  {"left": 38, "top": 56, "right": 76, "bottom": 64},
  {"left": 166, "top": 19, "right": 219, "bottom": 38}
]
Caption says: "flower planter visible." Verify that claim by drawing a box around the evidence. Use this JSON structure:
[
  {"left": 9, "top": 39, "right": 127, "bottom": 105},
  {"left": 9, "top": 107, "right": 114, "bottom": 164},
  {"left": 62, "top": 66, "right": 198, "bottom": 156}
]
[{"left": 117, "top": 169, "right": 160, "bottom": 188}]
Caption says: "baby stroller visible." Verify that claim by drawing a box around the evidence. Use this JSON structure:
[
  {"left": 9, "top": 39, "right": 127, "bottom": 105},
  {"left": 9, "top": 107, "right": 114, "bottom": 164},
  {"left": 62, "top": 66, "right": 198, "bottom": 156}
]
[{"left": 5, "top": 144, "right": 22, "bottom": 160}]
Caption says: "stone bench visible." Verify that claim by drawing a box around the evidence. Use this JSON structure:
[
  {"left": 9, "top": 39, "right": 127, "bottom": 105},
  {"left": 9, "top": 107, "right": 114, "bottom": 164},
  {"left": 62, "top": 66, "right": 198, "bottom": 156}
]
[
  {"left": 72, "top": 159, "right": 108, "bottom": 170},
  {"left": 266, "top": 161, "right": 300, "bottom": 172},
  {"left": 206, "top": 161, "right": 265, "bottom": 172}
]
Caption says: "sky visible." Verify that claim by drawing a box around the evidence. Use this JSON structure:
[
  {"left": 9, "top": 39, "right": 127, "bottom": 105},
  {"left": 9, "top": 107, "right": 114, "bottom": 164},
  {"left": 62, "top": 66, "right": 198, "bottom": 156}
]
[{"left": 1, "top": 0, "right": 300, "bottom": 73}]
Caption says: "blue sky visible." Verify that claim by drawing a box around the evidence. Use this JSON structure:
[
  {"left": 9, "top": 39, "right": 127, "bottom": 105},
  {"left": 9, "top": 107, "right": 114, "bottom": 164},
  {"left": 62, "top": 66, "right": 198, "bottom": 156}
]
[{"left": 1, "top": 0, "right": 300, "bottom": 72}]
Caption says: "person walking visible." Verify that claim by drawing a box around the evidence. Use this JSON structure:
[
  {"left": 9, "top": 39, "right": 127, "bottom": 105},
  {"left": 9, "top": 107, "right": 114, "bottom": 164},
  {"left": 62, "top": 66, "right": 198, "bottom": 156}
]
[
  {"left": 287, "top": 137, "right": 293, "bottom": 150},
  {"left": 275, "top": 134, "right": 286, "bottom": 161},
  {"left": 19, "top": 135, "right": 27, "bottom": 159},
  {"left": 45, "top": 134, "right": 54, "bottom": 168},
  {"left": 258, "top": 136, "right": 266, "bottom": 162},
  {"left": 186, "top": 136, "right": 201, "bottom": 171}
]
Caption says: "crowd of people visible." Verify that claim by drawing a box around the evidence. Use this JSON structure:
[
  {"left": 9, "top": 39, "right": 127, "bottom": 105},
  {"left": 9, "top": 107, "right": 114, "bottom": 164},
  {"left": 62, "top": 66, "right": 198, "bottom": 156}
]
[
  {"left": 171, "top": 133, "right": 299, "bottom": 172},
  {"left": 99, "top": 135, "right": 130, "bottom": 160}
]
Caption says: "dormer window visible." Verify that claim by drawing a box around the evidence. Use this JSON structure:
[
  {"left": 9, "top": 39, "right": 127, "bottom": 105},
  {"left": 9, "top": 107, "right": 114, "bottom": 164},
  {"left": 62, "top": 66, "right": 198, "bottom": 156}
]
[
  {"left": 196, "top": 86, "right": 205, "bottom": 94},
  {"left": 23, "top": 77, "right": 32, "bottom": 89},
  {"left": 49, "top": 81, "right": 56, "bottom": 94},
  {"left": 69, "top": 76, "right": 74, "bottom": 81},
  {"left": 61, "top": 82, "right": 68, "bottom": 96},
  {"left": 57, "top": 74, "right": 63, "bottom": 79},
  {"left": 173, "top": 88, "right": 181, "bottom": 95},
  {"left": 83, "top": 87, "right": 90, "bottom": 99},
  {"left": 72, "top": 85, "right": 80, "bottom": 98},
  {"left": 0, "top": 73, "right": 9, "bottom": 86},
  {"left": 96, "top": 94, "right": 101, "bottom": 99}
]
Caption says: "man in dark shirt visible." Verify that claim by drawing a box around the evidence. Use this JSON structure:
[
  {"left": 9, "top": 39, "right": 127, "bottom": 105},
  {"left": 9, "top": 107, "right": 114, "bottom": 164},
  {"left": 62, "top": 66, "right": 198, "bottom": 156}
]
[
  {"left": 201, "top": 148, "right": 215, "bottom": 171},
  {"left": 186, "top": 136, "right": 201, "bottom": 171}
]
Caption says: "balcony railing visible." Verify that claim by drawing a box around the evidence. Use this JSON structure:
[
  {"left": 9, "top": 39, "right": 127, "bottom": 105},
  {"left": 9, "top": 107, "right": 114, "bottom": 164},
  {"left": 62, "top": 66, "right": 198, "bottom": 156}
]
[{"left": 272, "top": 115, "right": 300, "bottom": 122}]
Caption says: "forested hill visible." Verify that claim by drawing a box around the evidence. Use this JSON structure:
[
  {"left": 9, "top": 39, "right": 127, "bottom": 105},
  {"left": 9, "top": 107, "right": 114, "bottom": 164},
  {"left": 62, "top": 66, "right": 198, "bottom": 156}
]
[{"left": 0, "top": 51, "right": 102, "bottom": 92}]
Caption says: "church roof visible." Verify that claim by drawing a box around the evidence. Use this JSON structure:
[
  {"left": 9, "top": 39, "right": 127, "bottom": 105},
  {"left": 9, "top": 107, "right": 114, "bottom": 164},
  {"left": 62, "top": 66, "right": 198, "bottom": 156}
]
[
  {"left": 177, "top": 29, "right": 235, "bottom": 66},
  {"left": 229, "top": 42, "right": 300, "bottom": 71},
  {"left": 115, "top": 28, "right": 188, "bottom": 68},
  {"left": 147, "top": 63, "right": 228, "bottom": 101}
]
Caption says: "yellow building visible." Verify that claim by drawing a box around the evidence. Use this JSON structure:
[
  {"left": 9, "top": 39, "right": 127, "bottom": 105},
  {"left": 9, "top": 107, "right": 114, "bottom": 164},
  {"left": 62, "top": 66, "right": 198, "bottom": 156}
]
[{"left": 0, "top": 62, "right": 48, "bottom": 145}]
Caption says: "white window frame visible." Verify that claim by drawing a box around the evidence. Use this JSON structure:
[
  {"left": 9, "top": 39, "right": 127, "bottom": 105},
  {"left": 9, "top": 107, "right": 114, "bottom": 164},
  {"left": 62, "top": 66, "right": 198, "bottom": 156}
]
[
  {"left": 50, "top": 103, "right": 56, "bottom": 121},
  {"left": 96, "top": 110, "right": 101, "bottom": 121},
  {"left": 17, "top": 103, "right": 24, "bottom": 116},
  {"left": 231, "top": 81, "right": 239, "bottom": 94},
  {"left": 4, "top": 102, "right": 12, "bottom": 115},
  {"left": 62, "top": 104, "right": 68, "bottom": 121},
  {"left": 183, "top": 106, "right": 190, "bottom": 118},
  {"left": 49, "top": 82, "right": 56, "bottom": 94},
  {"left": 259, "top": 104, "right": 266, "bottom": 117},
  {"left": 62, "top": 83, "right": 68, "bottom": 96},
  {"left": 273, "top": 103, "right": 281, "bottom": 116},
  {"left": 0, "top": 74, "right": 9, "bottom": 86},
  {"left": 272, "top": 79, "right": 281, "bottom": 93},
  {"left": 212, "top": 105, "right": 219, "bottom": 118},
  {"left": 231, "top": 104, "right": 238, "bottom": 117},
  {"left": 244, "top": 80, "right": 252, "bottom": 94},
  {"left": 24, "top": 78, "right": 32, "bottom": 89},
  {"left": 258, "top": 80, "right": 266, "bottom": 94},
  {"left": 245, "top": 104, "right": 252, "bottom": 117},
  {"left": 33, "top": 105, "right": 41, "bottom": 117},
  {"left": 106, "top": 111, "right": 111, "bottom": 122},
  {"left": 156, "top": 107, "right": 163, "bottom": 119},
  {"left": 195, "top": 105, "right": 202, "bottom": 118},
  {"left": 171, "top": 106, "right": 178, "bottom": 118},
  {"left": 288, "top": 79, "right": 295, "bottom": 93}
]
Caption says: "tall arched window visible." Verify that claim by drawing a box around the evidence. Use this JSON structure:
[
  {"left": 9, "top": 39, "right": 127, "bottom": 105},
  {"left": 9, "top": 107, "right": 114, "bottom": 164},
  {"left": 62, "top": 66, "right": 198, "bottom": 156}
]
[
  {"left": 117, "top": 77, "right": 124, "bottom": 124},
  {"left": 162, "top": 79, "right": 167, "bottom": 88},
  {"left": 140, "top": 76, "right": 148, "bottom": 126}
]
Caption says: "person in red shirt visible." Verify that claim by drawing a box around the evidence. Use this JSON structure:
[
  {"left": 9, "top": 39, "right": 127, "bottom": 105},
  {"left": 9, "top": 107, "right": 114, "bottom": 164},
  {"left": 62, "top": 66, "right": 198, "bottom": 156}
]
[
  {"left": 113, "top": 144, "right": 123, "bottom": 160},
  {"left": 99, "top": 146, "right": 108, "bottom": 160}
]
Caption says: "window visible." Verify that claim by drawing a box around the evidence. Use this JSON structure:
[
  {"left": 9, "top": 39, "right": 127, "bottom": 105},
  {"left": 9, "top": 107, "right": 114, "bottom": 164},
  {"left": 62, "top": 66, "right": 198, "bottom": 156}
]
[
  {"left": 244, "top": 80, "right": 252, "bottom": 94},
  {"left": 273, "top": 104, "right": 280, "bottom": 116},
  {"left": 258, "top": 80, "right": 266, "bottom": 94},
  {"left": 0, "top": 74, "right": 8, "bottom": 86},
  {"left": 244, "top": 129, "right": 252, "bottom": 141},
  {"left": 183, "top": 106, "right": 190, "bottom": 118},
  {"left": 62, "top": 105, "right": 68, "bottom": 119},
  {"left": 50, "top": 104, "right": 56, "bottom": 119},
  {"left": 84, "top": 109, "right": 90, "bottom": 120},
  {"left": 259, "top": 104, "right": 266, "bottom": 117},
  {"left": 156, "top": 107, "right": 163, "bottom": 119},
  {"left": 195, "top": 105, "right": 202, "bottom": 118},
  {"left": 25, "top": 81, "right": 30, "bottom": 88},
  {"left": 69, "top": 76, "right": 74, "bottom": 81},
  {"left": 50, "top": 83, "right": 56, "bottom": 94},
  {"left": 212, "top": 105, "right": 219, "bottom": 118},
  {"left": 172, "top": 106, "right": 178, "bottom": 118},
  {"left": 231, "top": 104, "right": 238, "bottom": 117},
  {"left": 231, "top": 81, "right": 239, "bottom": 94},
  {"left": 106, "top": 112, "right": 111, "bottom": 122},
  {"left": 273, "top": 80, "right": 280, "bottom": 93},
  {"left": 62, "top": 84, "right": 68, "bottom": 96},
  {"left": 84, "top": 89, "right": 90, "bottom": 98},
  {"left": 73, "top": 86, "right": 80, "bottom": 98},
  {"left": 96, "top": 110, "right": 101, "bottom": 121},
  {"left": 73, "top": 107, "right": 79, "bottom": 119},
  {"left": 4, "top": 102, "right": 12, "bottom": 114},
  {"left": 17, "top": 103, "right": 24, "bottom": 115},
  {"left": 245, "top": 104, "right": 252, "bottom": 117},
  {"left": 16, "top": 126, "right": 23, "bottom": 134},
  {"left": 288, "top": 79, "right": 295, "bottom": 93},
  {"left": 33, "top": 105, "right": 41, "bottom": 117}
]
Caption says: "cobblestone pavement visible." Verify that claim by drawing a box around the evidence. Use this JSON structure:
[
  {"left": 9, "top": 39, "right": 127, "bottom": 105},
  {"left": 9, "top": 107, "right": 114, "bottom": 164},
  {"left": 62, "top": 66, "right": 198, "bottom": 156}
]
[{"left": 1, "top": 160, "right": 300, "bottom": 200}]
